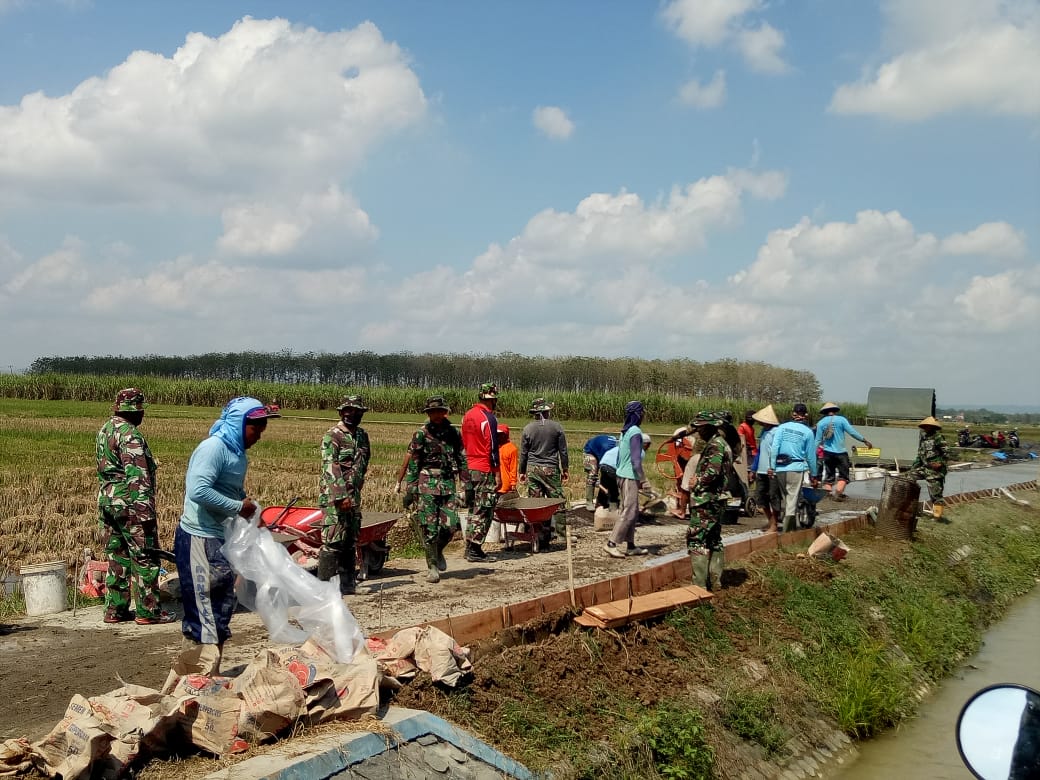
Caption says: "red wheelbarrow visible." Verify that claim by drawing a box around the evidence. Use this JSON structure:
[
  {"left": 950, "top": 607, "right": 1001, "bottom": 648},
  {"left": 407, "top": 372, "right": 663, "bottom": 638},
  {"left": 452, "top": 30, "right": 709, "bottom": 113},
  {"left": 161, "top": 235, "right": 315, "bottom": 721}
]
[
  {"left": 259, "top": 500, "right": 399, "bottom": 581},
  {"left": 494, "top": 497, "right": 566, "bottom": 553}
]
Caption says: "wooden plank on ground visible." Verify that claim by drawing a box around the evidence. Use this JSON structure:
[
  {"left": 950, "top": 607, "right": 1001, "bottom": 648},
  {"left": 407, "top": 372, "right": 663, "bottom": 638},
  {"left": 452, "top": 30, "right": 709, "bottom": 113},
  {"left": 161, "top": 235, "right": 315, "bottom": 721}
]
[
  {"left": 629, "top": 568, "right": 655, "bottom": 596},
  {"left": 505, "top": 597, "right": 544, "bottom": 627},
  {"left": 579, "top": 585, "right": 713, "bottom": 629},
  {"left": 441, "top": 606, "right": 505, "bottom": 645},
  {"left": 651, "top": 561, "right": 677, "bottom": 592}
]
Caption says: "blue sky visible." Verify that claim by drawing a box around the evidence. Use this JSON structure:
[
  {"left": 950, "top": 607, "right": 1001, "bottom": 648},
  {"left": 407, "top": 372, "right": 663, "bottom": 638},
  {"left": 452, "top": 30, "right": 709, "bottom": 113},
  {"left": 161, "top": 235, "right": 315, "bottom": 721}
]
[{"left": 0, "top": 0, "right": 1037, "bottom": 406}]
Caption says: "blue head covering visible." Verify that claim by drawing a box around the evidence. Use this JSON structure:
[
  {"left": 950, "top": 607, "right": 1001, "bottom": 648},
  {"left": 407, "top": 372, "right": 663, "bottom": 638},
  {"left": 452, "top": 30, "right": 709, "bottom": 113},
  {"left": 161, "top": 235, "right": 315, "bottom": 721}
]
[
  {"left": 208, "top": 396, "right": 265, "bottom": 456},
  {"left": 622, "top": 400, "right": 645, "bottom": 434}
]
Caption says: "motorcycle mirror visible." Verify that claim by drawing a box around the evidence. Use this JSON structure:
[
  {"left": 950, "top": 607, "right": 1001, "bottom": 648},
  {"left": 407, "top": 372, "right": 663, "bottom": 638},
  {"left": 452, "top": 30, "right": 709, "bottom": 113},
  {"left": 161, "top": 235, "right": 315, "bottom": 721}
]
[{"left": 957, "top": 683, "right": 1040, "bottom": 779}]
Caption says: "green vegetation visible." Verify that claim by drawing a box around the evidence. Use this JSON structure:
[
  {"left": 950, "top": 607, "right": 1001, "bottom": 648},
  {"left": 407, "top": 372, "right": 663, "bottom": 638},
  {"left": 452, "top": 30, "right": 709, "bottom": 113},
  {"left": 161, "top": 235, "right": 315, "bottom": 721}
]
[
  {"left": 719, "top": 690, "right": 789, "bottom": 757},
  {"left": 26, "top": 349, "right": 822, "bottom": 405},
  {"left": 630, "top": 703, "right": 715, "bottom": 780}
]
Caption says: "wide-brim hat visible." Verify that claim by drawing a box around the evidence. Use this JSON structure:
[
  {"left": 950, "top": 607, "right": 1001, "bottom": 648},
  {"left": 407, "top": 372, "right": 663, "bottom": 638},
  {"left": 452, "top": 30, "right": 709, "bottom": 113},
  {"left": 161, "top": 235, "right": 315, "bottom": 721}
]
[
  {"left": 752, "top": 404, "right": 780, "bottom": 426},
  {"left": 423, "top": 395, "right": 451, "bottom": 413},
  {"left": 337, "top": 395, "right": 369, "bottom": 412},
  {"left": 918, "top": 416, "right": 942, "bottom": 429},
  {"left": 693, "top": 410, "right": 722, "bottom": 428},
  {"left": 113, "top": 388, "right": 146, "bottom": 413},
  {"left": 479, "top": 382, "right": 499, "bottom": 400},
  {"left": 820, "top": 401, "right": 840, "bottom": 413},
  {"left": 529, "top": 397, "right": 554, "bottom": 413}
]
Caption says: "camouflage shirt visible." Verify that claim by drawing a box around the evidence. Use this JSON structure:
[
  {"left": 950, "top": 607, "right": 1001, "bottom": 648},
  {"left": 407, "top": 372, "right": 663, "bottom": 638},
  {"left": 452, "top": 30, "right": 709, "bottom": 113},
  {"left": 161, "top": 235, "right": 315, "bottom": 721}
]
[
  {"left": 691, "top": 433, "right": 730, "bottom": 506},
  {"left": 914, "top": 430, "right": 949, "bottom": 473},
  {"left": 405, "top": 421, "right": 469, "bottom": 496},
  {"left": 96, "top": 416, "right": 157, "bottom": 523},
  {"left": 319, "top": 423, "right": 370, "bottom": 509}
]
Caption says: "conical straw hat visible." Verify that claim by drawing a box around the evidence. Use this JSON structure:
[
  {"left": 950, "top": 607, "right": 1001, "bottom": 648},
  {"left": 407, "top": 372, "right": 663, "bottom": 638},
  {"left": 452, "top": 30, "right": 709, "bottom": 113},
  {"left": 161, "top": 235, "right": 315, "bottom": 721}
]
[
  {"left": 752, "top": 404, "right": 780, "bottom": 426},
  {"left": 918, "top": 416, "right": 942, "bottom": 429}
]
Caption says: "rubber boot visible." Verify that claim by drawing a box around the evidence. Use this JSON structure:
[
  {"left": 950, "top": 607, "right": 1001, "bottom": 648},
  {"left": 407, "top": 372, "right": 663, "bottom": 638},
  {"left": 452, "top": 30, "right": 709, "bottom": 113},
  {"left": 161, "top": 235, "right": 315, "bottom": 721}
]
[
  {"left": 424, "top": 541, "right": 441, "bottom": 583},
  {"left": 585, "top": 483, "right": 596, "bottom": 511},
  {"left": 690, "top": 550, "right": 710, "bottom": 589},
  {"left": 316, "top": 548, "right": 337, "bottom": 582},
  {"left": 782, "top": 514, "right": 797, "bottom": 533},
  {"left": 339, "top": 545, "right": 370, "bottom": 595},
  {"left": 708, "top": 549, "right": 725, "bottom": 592},
  {"left": 436, "top": 528, "right": 452, "bottom": 572},
  {"left": 464, "top": 541, "right": 487, "bottom": 563}
]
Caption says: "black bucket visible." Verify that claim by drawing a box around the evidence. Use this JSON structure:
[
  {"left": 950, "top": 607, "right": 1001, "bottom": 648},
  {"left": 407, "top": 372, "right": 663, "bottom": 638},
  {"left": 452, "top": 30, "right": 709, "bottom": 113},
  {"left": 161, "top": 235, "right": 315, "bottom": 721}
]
[{"left": 877, "top": 475, "right": 920, "bottom": 540}]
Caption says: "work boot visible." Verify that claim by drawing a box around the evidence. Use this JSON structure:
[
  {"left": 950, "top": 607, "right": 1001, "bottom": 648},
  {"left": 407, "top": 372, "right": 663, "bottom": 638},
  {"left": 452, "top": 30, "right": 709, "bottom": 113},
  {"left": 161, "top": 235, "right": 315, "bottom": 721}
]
[
  {"left": 585, "top": 484, "right": 596, "bottom": 511},
  {"left": 316, "top": 548, "right": 337, "bottom": 582},
  {"left": 424, "top": 540, "right": 441, "bottom": 583},
  {"left": 464, "top": 541, "right": 489, "bottom": 563},
  {"left": 781, "top": 515, "right": 797, "bottom": 533},
  {"left": 690, "top": 551, "right": 710, "bottom": 589},
  {"left": 708, "top": 549, "right": 725, "bottom": 592},
  {"left": 436, "top": 528, "right": 452, "bottom": 571}
]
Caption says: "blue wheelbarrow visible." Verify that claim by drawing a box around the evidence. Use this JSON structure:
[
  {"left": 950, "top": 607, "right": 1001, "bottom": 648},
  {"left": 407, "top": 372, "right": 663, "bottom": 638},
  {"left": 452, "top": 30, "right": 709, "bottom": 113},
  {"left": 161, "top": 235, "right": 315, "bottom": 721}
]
[{"left": 796, "top": 485, "right": 828, "bottom": 529}]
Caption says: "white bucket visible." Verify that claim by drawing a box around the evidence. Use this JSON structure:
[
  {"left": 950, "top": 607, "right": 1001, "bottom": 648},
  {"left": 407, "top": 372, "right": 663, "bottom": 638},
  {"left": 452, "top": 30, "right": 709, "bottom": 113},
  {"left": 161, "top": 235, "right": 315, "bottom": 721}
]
[{"left": 20, "top": 560, "right": 68, "bottom": 616}]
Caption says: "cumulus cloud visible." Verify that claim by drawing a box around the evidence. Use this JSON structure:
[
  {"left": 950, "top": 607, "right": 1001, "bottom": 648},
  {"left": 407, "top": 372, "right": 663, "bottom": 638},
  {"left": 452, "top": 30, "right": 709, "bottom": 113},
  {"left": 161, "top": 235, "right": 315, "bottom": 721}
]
[
  {"left": 532, "top": 105, "right": 575, "bottom": 140},
  {"left": 2, "top": 236, "right": 87, "bottom": 296},
  {"left": 940, "top": 222, "right": 1028, "bottom": 259},
  {"left": 0, "top": 17, "right": 427, "bottom": 206},
  {"left": 830, "top": 0, "right": 1040, "bottom": 119},
  {"left": 955, "top": 270, "right": 1040, "bottom": 331},
  {"left": 678, "top": 70, "right": 727, "bottom": 108},
  {"left": 661, "top": 0, "right": 789, "bottom": 73}
]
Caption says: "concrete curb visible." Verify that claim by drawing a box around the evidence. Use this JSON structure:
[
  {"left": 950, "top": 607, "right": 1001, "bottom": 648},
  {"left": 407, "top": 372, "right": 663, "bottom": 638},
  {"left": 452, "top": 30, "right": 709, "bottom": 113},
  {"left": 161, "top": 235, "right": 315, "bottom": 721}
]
[{"left": 204, "top": 706, "right": 533, "bottom": 780}]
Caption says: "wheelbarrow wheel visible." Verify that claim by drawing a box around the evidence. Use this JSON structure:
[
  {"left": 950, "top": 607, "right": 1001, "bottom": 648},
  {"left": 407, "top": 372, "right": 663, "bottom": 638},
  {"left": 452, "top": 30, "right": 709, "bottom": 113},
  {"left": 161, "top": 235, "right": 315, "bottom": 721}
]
[
  {"left": 744, "top": 496, "right": 758, "bottom": 518},
  {"left": 362, "top": 546, "right": 388, "bottom": 576},
  {"left": 796, "top": 501, "right": 817, "bottom": 529}
]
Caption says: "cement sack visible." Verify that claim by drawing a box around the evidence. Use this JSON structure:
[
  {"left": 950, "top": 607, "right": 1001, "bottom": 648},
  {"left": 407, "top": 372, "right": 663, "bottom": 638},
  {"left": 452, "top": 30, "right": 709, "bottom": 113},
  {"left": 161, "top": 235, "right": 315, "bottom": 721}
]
[
  {"left": 593, "top": 507, "right": 617, "bottom": 531},
  {"left": 0, "top": 739, "right": 33, "bottom": 777},
  {"left": 32, "top": 696, "right": 113, "bottom": 780},
  {"left": 228, "top": 651, "right": 307, "bottom": 744},
  {"left": 376, "top": 626, "right": 473, "bottom": 687}
]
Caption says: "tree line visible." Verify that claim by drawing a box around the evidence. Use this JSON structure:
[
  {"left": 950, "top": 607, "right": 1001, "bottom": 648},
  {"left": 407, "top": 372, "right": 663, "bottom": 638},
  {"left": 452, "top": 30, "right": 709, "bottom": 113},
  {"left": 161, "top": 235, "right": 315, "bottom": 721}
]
[{"left": 28, "top": 350, "right": 821, "bottom": 403}]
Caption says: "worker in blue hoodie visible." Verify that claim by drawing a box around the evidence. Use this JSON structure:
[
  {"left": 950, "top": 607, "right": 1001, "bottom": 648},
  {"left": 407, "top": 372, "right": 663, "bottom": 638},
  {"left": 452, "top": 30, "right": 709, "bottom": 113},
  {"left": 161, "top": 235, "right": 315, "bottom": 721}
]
[{"left": 174, "top": 396, "right": 279, "bottom": 676}]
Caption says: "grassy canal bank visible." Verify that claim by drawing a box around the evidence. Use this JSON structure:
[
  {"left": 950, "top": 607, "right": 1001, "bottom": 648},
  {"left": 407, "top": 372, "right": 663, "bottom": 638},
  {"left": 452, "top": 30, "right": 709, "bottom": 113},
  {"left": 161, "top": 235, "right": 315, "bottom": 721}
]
[{"left": 393, "top": 490, "right": 1040, "bottom": 779}]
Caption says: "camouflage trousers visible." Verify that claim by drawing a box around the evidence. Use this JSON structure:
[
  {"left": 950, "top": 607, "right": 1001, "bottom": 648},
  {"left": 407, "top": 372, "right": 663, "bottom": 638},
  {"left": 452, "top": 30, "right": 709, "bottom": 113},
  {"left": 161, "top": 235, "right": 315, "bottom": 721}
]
[
  {"left": 904, "top": 466, "right": 946, "bottom": 503},
  {"left": 686, "top": 500, "right": 724, "bottom": 553},
  {"left": 321, "top": 507, "right": 362, "bottom": 546},
  {"left": 412, "top": 493, "right": 461, "bottom": 545},
  {"left": 467, "top": 470, "right": 499, "bottom": 543},
  {"left": 100, "top": 512, "right": 161, "bottom": 620},
  {"left": 526, "top": 464, "right": 568, "bottom": 532},
  {"left": 582, "top": 453, "right": 599, "bottom": 502}
]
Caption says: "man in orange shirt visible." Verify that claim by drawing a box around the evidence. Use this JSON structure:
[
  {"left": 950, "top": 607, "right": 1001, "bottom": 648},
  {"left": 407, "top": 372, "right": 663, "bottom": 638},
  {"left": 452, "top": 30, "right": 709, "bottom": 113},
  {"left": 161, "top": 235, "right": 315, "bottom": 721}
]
[{"left": 497, "top": 424, "right": 519, "bottom": 499}]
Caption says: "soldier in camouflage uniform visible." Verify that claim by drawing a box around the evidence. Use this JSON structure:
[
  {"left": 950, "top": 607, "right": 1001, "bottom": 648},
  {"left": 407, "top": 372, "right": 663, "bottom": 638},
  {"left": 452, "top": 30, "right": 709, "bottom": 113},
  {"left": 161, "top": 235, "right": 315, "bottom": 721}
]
[
  {"left": 319, "top": 395, "right": 372, "bottom": 596},
  {"left": 96, "top": 388, "right": 172, "bottom": 624},
  {"left": 402, "top": 396, "right": 471, "bottom": 583},
  {"left": 519, "top": 397, "right": 571, "bottom": 540},
  {"left": 687, "top": 411, "right": 732, "bottom": 591},
  {"left": 905, "top": 416, "right": 950, "bottom": 522}
]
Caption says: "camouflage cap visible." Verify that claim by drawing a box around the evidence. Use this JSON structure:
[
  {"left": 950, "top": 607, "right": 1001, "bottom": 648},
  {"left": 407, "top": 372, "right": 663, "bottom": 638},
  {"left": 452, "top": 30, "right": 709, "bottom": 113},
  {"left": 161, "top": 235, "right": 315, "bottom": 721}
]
[
  {"left": 479, "top": 382, "right": 499, "bottom": 400},
  {"left": 692, "top": 410, "right": 722, "bottom": 427},
  {"left": 113, "top": 388, "right": 145, "bottom": 413},
  {"left": 423, "top": 395, "right": 451, "bottom": 413},
  {"left": 336, "top": 395, "right": 369, "bottom": 412},
  {"left": 529, "top": 397, "right": 554, "bottom": 413}
]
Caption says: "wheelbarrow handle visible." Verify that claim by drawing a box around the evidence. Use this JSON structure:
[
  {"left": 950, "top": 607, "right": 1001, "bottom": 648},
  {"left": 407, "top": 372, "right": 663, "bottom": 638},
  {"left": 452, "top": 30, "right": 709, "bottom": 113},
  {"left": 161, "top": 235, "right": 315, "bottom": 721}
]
[
  {"left": 270, "top": 496, "right": 301, "bottom": 526},
  {"left": 142, "top": 547, "right": 177, "bottom": 564}
]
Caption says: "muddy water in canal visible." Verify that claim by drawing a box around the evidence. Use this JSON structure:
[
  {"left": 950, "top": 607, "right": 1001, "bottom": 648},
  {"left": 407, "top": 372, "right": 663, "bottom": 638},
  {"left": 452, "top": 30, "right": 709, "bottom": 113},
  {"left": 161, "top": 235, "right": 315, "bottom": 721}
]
[{"left": 836, "top": 587, "right": 1040, "bottom": 779}]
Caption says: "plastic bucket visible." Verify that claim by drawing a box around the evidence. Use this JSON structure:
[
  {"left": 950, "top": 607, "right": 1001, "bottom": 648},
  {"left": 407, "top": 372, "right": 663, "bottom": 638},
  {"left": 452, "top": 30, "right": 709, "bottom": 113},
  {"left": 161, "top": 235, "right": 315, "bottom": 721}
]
[{"left": 20, "top": 560, "right": 68, "bottom": 616}]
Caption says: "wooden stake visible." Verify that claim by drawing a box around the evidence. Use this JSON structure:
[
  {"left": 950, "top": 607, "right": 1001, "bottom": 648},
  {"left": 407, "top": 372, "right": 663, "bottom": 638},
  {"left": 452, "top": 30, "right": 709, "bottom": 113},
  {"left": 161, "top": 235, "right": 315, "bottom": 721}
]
[{"left": 566, "top": 528, "right": 576, "bottom": 607}]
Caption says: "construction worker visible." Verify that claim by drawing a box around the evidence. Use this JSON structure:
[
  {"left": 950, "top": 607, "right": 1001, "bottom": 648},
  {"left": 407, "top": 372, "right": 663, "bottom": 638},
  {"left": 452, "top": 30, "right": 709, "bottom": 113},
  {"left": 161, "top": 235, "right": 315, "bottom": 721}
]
[
  {"left": 519, "top": 397, "right": 571, "bottom": 541},
  {"left": 318, "top": 395, "right": 371, "bottom": 596},
  {"left": 904, "top": 416, "right": 950, "bottom": 521},
  {"left": 604, "top": 401, "right": 651, "bottom": 559},
  {"left": 497, "top": 424, "right": 519, "bottom": 499},
  {"left": 582, "top": 433, "right": 618, "bottom": 510},
  {"left": 768, "top": 403, "right": 819, "bottom": 532},
  {"left": 687, "top": 411, "right": 732, "bottom": 591},
  {"left": 402, "top": 396, "right": 470, "bottom": 583},
  {"left": 815, "top": 402, "right": 873, "bottom": 501},
  {"left": 460, "top": 382, "right": 501, "bottom": 562}
]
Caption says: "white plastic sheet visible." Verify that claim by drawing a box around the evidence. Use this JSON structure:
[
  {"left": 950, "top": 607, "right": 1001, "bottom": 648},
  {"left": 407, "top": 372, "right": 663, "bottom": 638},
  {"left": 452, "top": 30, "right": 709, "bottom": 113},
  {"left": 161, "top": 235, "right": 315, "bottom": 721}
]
[{"left": 221, "top": 513, "right": 366, "bottom": 664}]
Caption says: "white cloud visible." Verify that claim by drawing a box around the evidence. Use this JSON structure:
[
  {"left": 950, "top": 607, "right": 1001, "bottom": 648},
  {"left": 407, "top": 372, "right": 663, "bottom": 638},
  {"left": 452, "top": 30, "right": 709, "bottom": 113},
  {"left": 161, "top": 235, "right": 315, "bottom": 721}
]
[
  {"left": 661, "top": 0, "right": 789, "bottom": 73},
  {"left": 955, "top": 270, "right": 1040, "bottom": 331},
  {"left": 678, "top": 70, "right": 727, "bottom": 108},
  {"left": 0, "top": 17, "right": 427, "bottom": 206},
  {"left": 940, "top": 222, "right": 1028, "bottom": 258},
  {"left": 217, "top": 186, "right": 377, "bottom": 262},
  {"left": 532, "top": 105, "right": 575, "bottom": 140},
  {"left": 830, "top": 0, "right": 1040, "bottom": 119},
  {"left": 2, "top": 236, "right": 87, "bottom": 295}
]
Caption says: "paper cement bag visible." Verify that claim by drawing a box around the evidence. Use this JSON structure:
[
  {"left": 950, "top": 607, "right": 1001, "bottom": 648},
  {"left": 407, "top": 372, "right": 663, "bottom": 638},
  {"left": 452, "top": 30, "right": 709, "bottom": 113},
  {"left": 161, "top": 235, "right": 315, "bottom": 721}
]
[
  {"left": 229, "top": 650, "right": 306, "bottom": 743},
  {"left": 301, "top": 652, "right": 380, "bottom": 723},
  {"left": 172, "top": 675, "right": 246, "bottom": 756},
  {"left": 412, "top": 626, "right": 473, "bottom": 687},
  {"left": 0, "top": 739, "right": 34, "bottom": 777},
  {"left": 32, "top": 695, "right": 113, "bottom": 780}
]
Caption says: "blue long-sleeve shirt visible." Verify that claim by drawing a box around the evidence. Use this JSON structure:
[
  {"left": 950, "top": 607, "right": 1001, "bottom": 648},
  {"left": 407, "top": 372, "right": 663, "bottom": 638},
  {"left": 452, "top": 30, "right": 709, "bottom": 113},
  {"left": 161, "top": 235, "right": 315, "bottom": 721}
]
[
  {"left": 583, "top": 434, "right": 618, "bottom": 461},
  {"left": 770, "top": 421, "right": 817, "bottom": 474},
  {"left": 815, "top": 414, "right": 868, "bottom": 454}
]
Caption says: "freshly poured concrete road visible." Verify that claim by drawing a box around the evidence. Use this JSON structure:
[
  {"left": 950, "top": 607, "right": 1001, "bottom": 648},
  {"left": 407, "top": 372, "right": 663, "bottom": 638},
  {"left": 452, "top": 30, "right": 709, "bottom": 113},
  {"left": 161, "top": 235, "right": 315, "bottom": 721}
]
[{"left": 841, "top": 460, "right": 1038, "bottom": 502}]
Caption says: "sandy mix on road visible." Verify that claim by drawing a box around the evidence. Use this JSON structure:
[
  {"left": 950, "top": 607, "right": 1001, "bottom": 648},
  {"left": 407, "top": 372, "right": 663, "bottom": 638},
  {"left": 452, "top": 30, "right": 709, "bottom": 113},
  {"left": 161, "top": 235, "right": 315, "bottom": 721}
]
[{"left": 1, "top": 496, "right": 877, "bottom": 743}]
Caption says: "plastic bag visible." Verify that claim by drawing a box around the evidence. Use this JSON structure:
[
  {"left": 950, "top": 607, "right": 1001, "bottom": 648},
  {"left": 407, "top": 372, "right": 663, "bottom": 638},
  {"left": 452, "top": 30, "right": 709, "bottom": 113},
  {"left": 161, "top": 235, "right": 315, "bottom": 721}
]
[{"left": 221, "top": 512, "right": 366, "bottom": 664}]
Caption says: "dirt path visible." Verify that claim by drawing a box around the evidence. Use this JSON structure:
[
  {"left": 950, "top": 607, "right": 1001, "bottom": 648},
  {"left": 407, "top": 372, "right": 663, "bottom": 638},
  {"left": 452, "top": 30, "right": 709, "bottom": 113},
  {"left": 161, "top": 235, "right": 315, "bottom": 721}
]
[{"left": 1, "top": 502, "right": 856, "bottom": 742}]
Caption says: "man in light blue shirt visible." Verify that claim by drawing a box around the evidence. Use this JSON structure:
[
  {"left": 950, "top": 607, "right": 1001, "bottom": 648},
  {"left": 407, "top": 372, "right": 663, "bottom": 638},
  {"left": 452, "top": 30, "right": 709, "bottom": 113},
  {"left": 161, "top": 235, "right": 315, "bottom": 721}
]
[
  {"left": 768, "top": 403, "right": 818, "bottom": 532},
  {"left": 752, "top": 404, "right": 782, "bottom": 533},
  {"left": 815, "top": 402, "right": 873, "bottom": 502}
]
